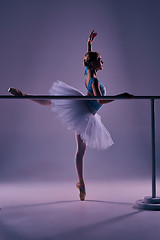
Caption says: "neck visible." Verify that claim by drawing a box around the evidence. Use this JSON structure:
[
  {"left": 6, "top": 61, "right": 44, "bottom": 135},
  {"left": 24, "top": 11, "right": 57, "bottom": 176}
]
[{"left": 92, "top": 69, "right": 97, "bottom": 78}]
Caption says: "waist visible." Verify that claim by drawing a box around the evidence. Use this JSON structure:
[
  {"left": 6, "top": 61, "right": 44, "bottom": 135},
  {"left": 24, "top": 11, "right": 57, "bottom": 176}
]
[{"left": 87, "top": 100, "right": 102, "bottom": 114}]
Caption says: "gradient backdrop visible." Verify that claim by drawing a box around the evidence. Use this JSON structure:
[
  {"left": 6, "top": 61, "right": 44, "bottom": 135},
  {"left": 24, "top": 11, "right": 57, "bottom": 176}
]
[{"left": 0, "top": 0, "right": 160, "bottom": 182}]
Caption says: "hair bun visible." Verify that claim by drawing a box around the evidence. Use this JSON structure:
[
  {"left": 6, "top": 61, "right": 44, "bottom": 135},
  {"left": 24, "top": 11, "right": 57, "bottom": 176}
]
[{"left": 83, "top": 52, "right": 100, "bottom": 66}]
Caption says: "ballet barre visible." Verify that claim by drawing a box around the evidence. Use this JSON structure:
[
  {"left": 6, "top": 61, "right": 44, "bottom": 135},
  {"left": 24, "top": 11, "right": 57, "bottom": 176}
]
[
  {"left": 1, "top": 94, "right": 160, "bottom": 210},
  {"left": 0, "top": 95, "right": 160, "bottom": 99}
]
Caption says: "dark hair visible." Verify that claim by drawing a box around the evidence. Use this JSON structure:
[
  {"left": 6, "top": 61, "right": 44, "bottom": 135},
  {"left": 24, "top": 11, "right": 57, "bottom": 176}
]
[{"left": 83, "top": 51, "right": 100, "bottom": 67}]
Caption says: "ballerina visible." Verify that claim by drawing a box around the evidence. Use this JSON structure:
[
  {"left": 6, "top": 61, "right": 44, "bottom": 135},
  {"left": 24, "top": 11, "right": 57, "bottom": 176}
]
[{"left": 8, "top": 30, "right": 133, "bottom": 201}]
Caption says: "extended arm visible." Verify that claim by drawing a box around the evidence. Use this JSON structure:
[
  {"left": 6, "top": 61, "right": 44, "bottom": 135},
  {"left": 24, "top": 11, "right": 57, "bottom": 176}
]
[
  {"left": 87, "top": 30, "right": 97, "bottom": 52},
  {"left": 92, "top": 80, "right": 113, "bottom": 104},
  {"left": 92, "top": 80, "right": 133, "bottom": 104}
]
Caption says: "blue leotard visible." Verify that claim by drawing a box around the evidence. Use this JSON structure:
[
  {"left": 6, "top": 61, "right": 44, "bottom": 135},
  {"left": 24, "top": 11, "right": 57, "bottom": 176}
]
[{"left": 84, "top": 66, "right": 106, "bottom": 113}]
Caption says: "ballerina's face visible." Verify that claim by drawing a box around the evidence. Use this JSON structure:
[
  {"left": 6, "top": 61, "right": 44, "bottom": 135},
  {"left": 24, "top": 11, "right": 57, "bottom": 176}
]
[
  {"left": 93, "top": 56, "right": 103, "bottom": 71},
  {"left": 97, "top": 57, "right": 103, "bottom": 70}
]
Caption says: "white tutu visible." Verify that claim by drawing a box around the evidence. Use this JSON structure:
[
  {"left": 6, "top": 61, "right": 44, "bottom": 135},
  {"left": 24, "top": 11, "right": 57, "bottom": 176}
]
[{"left": 49, "top": 81, "right": 113, "bottom": 149}]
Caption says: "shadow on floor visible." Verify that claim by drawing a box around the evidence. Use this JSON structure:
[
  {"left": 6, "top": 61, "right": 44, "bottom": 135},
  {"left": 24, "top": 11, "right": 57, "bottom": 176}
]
[
  {"left": 6, "top": 198, "right": 134, "bottom": 210},
  {"left": 43, "top": 210, "right": 143, "bottom": 240}
]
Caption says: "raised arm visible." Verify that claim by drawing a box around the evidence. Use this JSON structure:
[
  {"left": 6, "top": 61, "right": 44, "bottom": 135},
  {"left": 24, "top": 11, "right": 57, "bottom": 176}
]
[{"left": 87, "top": 30, "right": 97, "bottom": 52}]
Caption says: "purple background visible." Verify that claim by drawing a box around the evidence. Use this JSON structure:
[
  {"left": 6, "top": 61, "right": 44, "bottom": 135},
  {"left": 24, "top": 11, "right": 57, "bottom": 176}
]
[{"left": 0, "top": 0, "right": 160, "bottom": 182}]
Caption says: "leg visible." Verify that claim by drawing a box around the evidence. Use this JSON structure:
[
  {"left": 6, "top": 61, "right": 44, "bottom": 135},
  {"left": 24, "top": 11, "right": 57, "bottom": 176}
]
[
  {"left": 75, "top": 132, "right": 86, "bottom": 182},
  {"left": 8, "top": 88, "right": 51, "bottom": 105},
  {"left": 75, "top": 132, "right": 87, "bottom": 200}
]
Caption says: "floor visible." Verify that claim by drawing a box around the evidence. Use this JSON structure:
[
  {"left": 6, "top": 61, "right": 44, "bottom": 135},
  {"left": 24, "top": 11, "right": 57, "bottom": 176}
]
[{"left": 0, "top": 180, "right": 160, "bottom": 240}]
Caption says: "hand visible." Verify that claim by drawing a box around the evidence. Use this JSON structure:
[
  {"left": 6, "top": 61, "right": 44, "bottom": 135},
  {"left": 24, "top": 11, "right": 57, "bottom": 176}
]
[
  {"left": 8, "top": 88, "right": 24, "bottom": 96},
  {"left": 88, "top": 30, "right": 97, "bottom": 43},
  {"left": 122, "top": 92, "right": 134, "bottom": 99}
]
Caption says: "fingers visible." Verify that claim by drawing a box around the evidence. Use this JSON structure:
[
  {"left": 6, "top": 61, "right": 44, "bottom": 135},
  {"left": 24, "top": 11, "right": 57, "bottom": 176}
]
[
  {"left": 125, "top": 92, "right": 134, "bottom": 99},
  {"left": 91, "top": 30, "right": 94, "bottom": 35},
  {"left": 89, "top": 30, "right": 97, "bottom": 42},
  {"left": 90, "top": 30, "right": 97, "bottom": 37},
  {"left": 90, "top": 30, "right": 97, "bottom": 35},
  {"left": 129, "top": 94, "right": 134, "bottom": 98}
]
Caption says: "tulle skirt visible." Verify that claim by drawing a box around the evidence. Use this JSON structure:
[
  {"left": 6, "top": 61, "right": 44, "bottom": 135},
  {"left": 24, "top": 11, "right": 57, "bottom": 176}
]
[{"left": 49, "top": 81, "right": 114, "bottom": 149}]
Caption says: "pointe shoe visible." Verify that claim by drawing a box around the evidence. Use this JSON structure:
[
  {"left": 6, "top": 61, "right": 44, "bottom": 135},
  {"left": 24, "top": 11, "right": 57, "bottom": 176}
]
[
  {"left": 8, "top": 88, "right": 23, "bottom": 96},
  {"left": 76, "top": 182, "right": 86, "bottom": 201}
]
